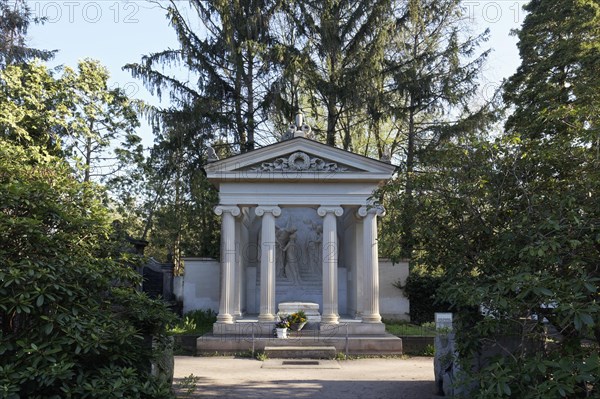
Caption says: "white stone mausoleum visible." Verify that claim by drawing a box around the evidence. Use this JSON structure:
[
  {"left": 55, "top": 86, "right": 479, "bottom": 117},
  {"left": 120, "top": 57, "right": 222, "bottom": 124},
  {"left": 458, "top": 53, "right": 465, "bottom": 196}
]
[{"left": 180, "top": 119, "right": 409, "bottom": 340}]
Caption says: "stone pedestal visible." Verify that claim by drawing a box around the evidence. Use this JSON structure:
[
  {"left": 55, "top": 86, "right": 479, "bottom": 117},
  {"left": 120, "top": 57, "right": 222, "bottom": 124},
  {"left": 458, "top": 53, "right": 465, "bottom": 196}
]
[{"left": 277, "top": 302, "right": 321, "bottom": 323}]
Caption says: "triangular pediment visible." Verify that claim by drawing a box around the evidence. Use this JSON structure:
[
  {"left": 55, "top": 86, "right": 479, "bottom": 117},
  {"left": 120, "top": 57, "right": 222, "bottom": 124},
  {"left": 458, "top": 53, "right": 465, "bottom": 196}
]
[
  {"left": 235, "top": 150, "right": 361, "bottom": 173},
  {"left": 205, "top": 137, "right": 396, "bottom": 183}
]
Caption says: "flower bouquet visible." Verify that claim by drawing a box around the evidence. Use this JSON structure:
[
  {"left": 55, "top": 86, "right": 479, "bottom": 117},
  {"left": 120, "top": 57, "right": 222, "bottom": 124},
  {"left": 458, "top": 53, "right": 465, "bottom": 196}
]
[{"left": 287, "top": 310, "right": 307, "bottom": 331}]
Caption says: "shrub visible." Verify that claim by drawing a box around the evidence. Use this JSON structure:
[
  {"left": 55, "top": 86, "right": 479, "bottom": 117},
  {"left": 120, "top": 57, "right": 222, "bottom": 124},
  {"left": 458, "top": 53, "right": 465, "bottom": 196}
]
[
  {"left": 0, "top": 142, "right": 175, "bottom": 398},
  {"left": 169, "top": 309, "right": 217, "bottom": 335},
  {"left": 397, "top": 272, "right": 452, "bottom": 324}
]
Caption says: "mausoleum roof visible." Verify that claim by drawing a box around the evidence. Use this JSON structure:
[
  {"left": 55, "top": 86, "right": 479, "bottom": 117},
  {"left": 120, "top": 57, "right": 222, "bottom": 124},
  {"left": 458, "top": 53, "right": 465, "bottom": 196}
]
[{"left": 205, "top": 137, "right": 396, "bottom": 184}]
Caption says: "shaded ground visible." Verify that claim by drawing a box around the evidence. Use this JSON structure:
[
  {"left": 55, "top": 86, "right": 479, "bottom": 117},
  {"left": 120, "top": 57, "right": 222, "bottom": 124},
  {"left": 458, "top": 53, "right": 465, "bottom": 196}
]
[{"left": 173, "top": 356, "right": 442, "bottom": 399}]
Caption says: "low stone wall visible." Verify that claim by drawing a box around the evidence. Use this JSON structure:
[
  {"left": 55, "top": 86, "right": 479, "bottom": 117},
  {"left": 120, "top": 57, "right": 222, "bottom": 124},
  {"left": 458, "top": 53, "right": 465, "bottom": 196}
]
[
  {"left": 181, "top": 257, "right": 411, "bottom": 321},
  {"left": 379, "top": 260, "right": 410, "bottom": 321},
  {"left": 400, "top": 336, "right": 434, "bottom": 355},
  {"left": 182, "top": 258, "right": 220, "bottom": 314},
  {"left": 173, "top": 335, "right": 200, "bottom": 356}
]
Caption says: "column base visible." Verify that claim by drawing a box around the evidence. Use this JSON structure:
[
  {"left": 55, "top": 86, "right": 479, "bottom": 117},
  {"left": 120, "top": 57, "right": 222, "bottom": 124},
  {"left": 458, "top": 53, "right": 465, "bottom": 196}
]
[
  {"left": 321, "top": 314, "right": 339, "bottom": 324},
  {"left": 361, "top": 314, "right": 382, "bottom": 323},
  {"left": 258, "top": 313, "right": 276, "bottom": 322},
  {"left": 216, "top": 314, "right": 234, "bottom": 324}
]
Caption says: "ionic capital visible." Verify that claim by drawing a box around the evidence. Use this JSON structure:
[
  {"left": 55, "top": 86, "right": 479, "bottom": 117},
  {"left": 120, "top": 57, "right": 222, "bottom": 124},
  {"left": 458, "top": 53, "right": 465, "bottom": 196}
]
[
  {"left": 356, "top": 205, "right": 386, "bottom": 218},
  {"left": 255, "top": 205, "right": 282, "bottom": 217},
  {"left": 317, "top": 206, "right": 344, "bottom": 217},
  {"left": 214, "top": 205, "right": 241, "bottom": 217}
]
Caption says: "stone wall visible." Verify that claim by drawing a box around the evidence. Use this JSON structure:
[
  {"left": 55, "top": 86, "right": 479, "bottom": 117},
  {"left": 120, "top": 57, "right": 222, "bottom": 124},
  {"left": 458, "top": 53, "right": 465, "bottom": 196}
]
[
  {"left": 379, "top": 260, "right": 410, "bottom": 321},
  {"left": 182, "top": 258, "right": 220, "bottom": 314},
  {"left": 182, "top": 257, "right": 409, "bottom": 320}
]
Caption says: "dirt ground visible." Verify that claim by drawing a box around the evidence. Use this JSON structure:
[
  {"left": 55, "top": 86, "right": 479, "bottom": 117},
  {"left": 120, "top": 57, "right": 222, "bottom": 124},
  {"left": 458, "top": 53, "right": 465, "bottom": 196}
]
[{"left": 173, "top": 356, "right": 442, "bottom": 399}]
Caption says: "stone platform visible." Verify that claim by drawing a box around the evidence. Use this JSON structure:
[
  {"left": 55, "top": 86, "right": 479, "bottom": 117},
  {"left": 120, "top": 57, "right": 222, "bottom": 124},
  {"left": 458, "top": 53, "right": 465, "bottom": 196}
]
[
  {"left": 264, "top": 346, "right": 337, "bottom": 359},
  {"left": 197, "top": 328, "right": 403, "bottom": 356},
  {"left": 213, "top": 315, "right": 386, "bottom": 336}
]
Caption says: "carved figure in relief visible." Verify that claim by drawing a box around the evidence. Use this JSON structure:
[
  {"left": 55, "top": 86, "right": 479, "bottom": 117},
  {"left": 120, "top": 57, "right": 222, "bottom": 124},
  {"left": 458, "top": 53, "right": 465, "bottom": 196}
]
[
  {"left": 305, "top": 220, "right": 323, "bottom": 274},
  {"left": 275, "top": 221, "right": 297, "bottom": 278},
  {"left": 283, "top": 231, "right": 302, "bottom": 285}
]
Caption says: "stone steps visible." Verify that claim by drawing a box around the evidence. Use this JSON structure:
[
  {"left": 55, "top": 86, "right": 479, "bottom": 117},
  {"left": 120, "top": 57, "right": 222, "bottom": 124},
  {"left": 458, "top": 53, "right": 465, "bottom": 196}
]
[
  {"left": 197, "top": 333, "right": 403, "bottom": 355},
  {"left": 264, "top": 345, "right": 337, "bottom": 359}
]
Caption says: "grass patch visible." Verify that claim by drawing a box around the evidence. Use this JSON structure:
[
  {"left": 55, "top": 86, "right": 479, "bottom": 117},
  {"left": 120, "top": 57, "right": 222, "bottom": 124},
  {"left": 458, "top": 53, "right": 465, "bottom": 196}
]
[
  {"left": 169, "top": 309, "right": 217, "bottom": 335},
  {"left": 384, "top": 320, "right": 436, "bottom": 337}
]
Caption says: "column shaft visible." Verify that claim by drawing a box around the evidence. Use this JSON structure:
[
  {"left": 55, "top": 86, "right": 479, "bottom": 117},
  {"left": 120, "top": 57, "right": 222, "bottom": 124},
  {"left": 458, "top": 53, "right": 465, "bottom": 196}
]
[
  {"left": 355, "top": 218, "right": 365, "bottom": 318},
  {"left": 214, "top": 206, "right": 240, "bottom": 324},
  {"left": 256, "top": 206, "right": 281, "bottom": 322},
  {"left": 357, "top": 206, "right": 385, "bottom": 323},
  {"left": 233, "top": 217, "right": 242, "bottom": 318},
  {"left": 318, "top": 206, "right": 344, "bottom": 324}
]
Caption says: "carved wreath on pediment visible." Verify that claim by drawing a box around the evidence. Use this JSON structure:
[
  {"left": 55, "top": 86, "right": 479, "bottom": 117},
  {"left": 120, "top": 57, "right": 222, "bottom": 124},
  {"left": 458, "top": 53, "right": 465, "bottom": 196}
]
[{"left": 252, "top": 151, "right": 348, "bottom": 172}]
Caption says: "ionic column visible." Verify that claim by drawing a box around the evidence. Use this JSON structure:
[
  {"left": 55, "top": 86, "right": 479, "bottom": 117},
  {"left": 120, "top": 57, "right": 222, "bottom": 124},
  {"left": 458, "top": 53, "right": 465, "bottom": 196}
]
[
  {"left": 214, "top": 205, "right": 240, "bottom": 324},
  {"left": 357, "top": 205, "right": 385, "bottom": 323},
  {"left": 318, "top": 206, "right": 344, "bottom": 324},
  {"left": 255, "top": 206, "right": 281, "bottom": 322},
  {"left": 354, "top": 216, "right": 365, "bottom": 318},
  {"left": 232, "top": 216, "right": 243, "bottom": 318}
]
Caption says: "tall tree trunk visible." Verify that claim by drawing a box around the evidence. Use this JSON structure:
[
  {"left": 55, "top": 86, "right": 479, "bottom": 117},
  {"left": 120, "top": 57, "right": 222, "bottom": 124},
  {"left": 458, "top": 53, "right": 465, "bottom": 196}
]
[
  {"left": 402, "top": 85, "right": 417, "bottom": 258},
  {"left": 84, "top": 122, "right": 93, "bottom": 183},
  {"left": 245, "top": 48, "right": 255, "bottom": 151},
  {"left": 326, "top": 92, "right": 337, "bottom": 147},
  {"left": 234, "top": 58, "right": 246, "bottom": 152}
]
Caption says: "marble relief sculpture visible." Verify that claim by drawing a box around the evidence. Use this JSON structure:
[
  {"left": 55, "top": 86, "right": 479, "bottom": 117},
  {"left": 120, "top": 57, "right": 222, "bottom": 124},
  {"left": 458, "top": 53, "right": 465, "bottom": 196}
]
[
  {"left": 305, "top": 220, "right": 323, "bottom": 274},
  {"left": 273, "top": 213, "right": 324, "bottom": 286},
  {"left": 282, "top": 231, "right": 302, "bottom": 285},
  {"left": 251, "top": 151, "right": 348, "bottom": 173}
]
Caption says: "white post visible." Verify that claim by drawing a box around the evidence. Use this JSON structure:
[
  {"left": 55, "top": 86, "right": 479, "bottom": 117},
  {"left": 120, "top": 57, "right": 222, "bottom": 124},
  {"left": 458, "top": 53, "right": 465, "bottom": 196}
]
[
  {"left": 318, "top": 206, "right": 344, "bottom": 324},
  {"left": 354, "top": 216, "right": 364, "bottom": 318},
  {"left": 255, "top": 206, "right": 281, "bottom": 322},
  {"left": 233, "top": 216, "right": 242, "bottom": 318},
  {"left": 357, "top": 205, "right": 385, "bottom": 323},
  {"left": 214, "top": 205, "right": 241, "bottom": 324}
]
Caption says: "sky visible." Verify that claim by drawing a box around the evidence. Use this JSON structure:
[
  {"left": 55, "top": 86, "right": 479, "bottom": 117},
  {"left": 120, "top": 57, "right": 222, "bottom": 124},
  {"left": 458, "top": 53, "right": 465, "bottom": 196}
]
[{"left": 27, "top": 0, "right": 528, "bottom": 147}]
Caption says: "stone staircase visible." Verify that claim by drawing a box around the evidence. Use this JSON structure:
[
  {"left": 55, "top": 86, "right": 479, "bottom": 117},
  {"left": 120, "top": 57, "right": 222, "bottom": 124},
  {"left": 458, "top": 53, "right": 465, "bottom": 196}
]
[
  {"left": 257, "top": 265, "right": 324, "bottom": 305},
  {"left": 264, "top": 345, "right": 336, "bottom": 359}
]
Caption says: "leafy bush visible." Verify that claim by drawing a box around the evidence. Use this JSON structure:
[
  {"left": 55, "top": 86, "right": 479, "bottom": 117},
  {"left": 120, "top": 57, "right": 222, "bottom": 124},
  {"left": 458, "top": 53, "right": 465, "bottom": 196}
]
[
  {"left": 169, "top": 309, "right": 217, "bottom": 335},
  {"left": 397, "top": 272, "right": 452, "bottom": 324},
  {"left": 0, "top": 142, "right": 175, "bottom": 398}
]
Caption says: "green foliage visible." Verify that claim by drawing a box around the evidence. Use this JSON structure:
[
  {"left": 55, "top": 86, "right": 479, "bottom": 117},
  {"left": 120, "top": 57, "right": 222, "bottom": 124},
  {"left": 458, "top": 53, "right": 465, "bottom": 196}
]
[
  {"left": 0, "top": 141, "right": 175, "bottom": 398},
  {"left": 175, "top": 373, "right": 200, "bottom": 398},
  {"left": 0, "top": 62, "right": 72, "bottom": 152},
  {"left": 396, "top": 271, "right": 452, "bottom": 325},
  {"left": 0, "top": 0, "right": 55, "bottom": 67},
  {"left": 400, "top": 1, "right": 600, "bottom": 396},
  {"left": 420, "top": 344, "right": 435, "bottom": 357},
  {"left": 169, "top": 309, "right": 217, "bottom": 335},
  {"left": 62, "top": 59, "right": 142, "bottom": 184},
  {"left": 378, "top": 0, "right": 497, "bottom": 259},
  {"left": 384, "top": 320, "right": 436, "bottom": 337}
]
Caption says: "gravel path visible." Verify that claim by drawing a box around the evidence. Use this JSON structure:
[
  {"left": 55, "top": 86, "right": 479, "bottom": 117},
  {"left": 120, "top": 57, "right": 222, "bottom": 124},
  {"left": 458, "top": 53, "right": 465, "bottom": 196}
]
[{"left": 173, "top": 356, "right": 442, "bottom": 399}]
